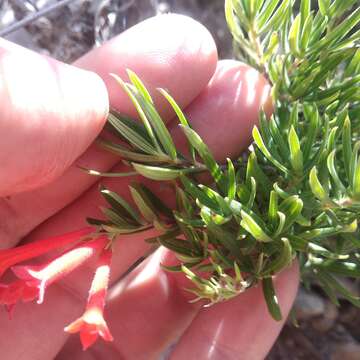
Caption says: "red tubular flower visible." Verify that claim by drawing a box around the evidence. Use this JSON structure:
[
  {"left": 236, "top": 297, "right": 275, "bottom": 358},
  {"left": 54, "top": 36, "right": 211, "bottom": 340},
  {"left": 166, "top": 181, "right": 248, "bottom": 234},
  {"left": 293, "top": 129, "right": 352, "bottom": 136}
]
[
  {"left": 0, "top": 227, "right": 94, "bottom": 277},
  {"left": 0, "top": 280, "right": 38, "bottom": 304},
  {"left": 64, "top": 248, "right": 113, "bottom": 350},
  {"left": 0, "top": 280, "right": 39, "bottom": 316},
  {"left": 11, "top": 236, "right": 108, "bottom": 304}
]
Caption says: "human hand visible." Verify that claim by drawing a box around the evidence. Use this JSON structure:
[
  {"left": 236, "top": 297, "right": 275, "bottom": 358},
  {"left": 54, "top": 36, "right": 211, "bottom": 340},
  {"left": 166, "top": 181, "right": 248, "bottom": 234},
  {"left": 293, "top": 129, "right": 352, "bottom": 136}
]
[{"left": 0, "top": 14, "right": 298, "bottom": 360}]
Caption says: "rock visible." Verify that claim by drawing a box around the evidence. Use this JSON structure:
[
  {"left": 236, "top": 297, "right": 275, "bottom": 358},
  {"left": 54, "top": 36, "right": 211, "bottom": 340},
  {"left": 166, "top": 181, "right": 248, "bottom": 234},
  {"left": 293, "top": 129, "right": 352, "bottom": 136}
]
[
  {"left": 332, "top": 342, "right": 360, "bottom": 360},
  {"left": 294, "top": 288, "right": 325, "bottom": 320},
  {"left": 339, "top": 306, "right": 360, "bottom": 343},
  {"left": 312, "top": 301, "right": 339, "bottom": 333}
]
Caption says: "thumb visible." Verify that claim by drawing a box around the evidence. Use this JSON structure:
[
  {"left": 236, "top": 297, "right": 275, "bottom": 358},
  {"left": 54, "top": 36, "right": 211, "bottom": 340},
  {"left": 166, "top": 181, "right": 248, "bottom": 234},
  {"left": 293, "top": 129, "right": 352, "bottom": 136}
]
[{"left": 0, "top": 39, "right": 108, "bottom": 196}]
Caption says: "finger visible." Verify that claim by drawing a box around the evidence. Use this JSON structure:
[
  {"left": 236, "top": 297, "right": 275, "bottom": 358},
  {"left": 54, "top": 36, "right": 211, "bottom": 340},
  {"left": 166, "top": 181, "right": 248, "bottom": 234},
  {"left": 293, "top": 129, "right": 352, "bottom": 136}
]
[
  {"left": 0, "top": 284, "right": 83, "bottom": 360},
  {"left": 0, "top": 38, "right": 108, "bottom": 196},
  {"left": 57, "top": 247, "right": 200, "bottom": 360},
  {"left": 75, "top": 14, "right": 218, "bottom": 120},
  {"left": 56, "top": 250, "right": 298, "bottom": 360},
  {"left": 169, "top": 264, "right": 299, "bottom": 360},
  {"left": 24, "top": 59, "right": 271, "bottom": 289},
  {"left": 0, "top": 14, "right": 217, "bottom": 249},
  {"left": 0, "top": 59, "right": 270, "bottom": 359},
  {"left": 171, "top": 59, "right": 272, "bottom": 161}
]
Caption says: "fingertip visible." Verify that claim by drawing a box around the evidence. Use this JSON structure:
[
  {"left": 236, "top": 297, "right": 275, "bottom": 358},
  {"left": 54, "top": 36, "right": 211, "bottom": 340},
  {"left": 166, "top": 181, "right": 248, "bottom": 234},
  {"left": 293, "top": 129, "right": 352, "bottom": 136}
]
[
  {"left": 63, "top": 67, "right": 109, "bottom": 141},
  {"left": 74, "top": 14, "right": 218, "bottom": 118},
  {"left": 0, "top": 41, "right": 109, "bottom": 195},
  {"left": 173, "top": 59, "right": 272, "bottom": 162},
  {"left": 169, "top": 263, "right": 299, "bottom": 360}
]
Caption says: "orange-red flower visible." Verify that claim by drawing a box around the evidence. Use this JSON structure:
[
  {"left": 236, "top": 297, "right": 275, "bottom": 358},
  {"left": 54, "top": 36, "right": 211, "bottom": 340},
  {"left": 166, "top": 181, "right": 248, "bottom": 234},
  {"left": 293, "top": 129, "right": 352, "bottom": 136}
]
[
  {"left": 11, "top": 236, "right": 108, "bottom": 304},
  {"left": 0, "top": 279, "right": 39, "bottom": 316},
  {"left": 0, "top": 226, "right": 114, "bottom": 349},
  {"left": 0, "top": 227, "right": 94, "bottom": 277},
  {"left": 65, "top": 248, "right": 114, "bottom": 350}
]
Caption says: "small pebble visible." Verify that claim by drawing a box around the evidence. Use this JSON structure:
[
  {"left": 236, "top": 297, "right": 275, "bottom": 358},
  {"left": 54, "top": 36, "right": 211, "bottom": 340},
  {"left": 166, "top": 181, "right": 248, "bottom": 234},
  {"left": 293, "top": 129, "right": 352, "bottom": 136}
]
[
  {"left": 294, "top": 288, "right": 325, "bottom": 320},
  {"left": 312, "top": 301, "right": 339, "bottom": 333}
]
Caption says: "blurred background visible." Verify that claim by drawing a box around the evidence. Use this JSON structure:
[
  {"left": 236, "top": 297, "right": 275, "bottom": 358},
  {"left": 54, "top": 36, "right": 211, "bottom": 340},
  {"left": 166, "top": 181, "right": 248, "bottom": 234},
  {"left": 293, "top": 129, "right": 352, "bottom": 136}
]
[{"left": 0, "top": 1, "right": 359, "bottom": 359}]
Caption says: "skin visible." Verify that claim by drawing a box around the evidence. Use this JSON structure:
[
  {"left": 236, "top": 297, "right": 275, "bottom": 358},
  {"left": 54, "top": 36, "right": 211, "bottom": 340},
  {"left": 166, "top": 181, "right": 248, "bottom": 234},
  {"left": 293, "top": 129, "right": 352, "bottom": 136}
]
[{"left": 0, "top": 14, "right": 299, "bottom": 360}]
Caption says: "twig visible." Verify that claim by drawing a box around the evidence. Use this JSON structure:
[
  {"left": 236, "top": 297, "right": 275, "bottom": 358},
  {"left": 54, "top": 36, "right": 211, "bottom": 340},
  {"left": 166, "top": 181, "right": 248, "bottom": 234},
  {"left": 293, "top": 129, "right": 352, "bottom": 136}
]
[{"left": 0, "top": 0, "right": 77, "bottom": 37}]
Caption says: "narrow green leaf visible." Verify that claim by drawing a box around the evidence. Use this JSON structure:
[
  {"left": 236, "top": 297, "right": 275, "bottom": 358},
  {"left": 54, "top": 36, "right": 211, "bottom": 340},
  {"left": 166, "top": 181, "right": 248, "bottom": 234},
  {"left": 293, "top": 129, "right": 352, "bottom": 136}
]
[
  {"left": 273, "top": 182, "right": 291, "bottom": 199},
  {"left": 279, "top": 195, "right": 303, "bottom": 230},
  {"left": 180, "top": 125, "right": 226, "bottom": 191},
  {"left": 349, "top": 142, "right": 360, "bottom": 196},
  {"left": 107, "top": 113, "right": 158, "bottom": 155},
  {"left": 247, "top": 177, "right": 257, "bottom": 208},
  {"left": 140, "top": 185, "right": 174, "bottom": 219},
  {"left": 329, "top": 0, "right": 359, "bottom": 18},
  {"left": 262, "top": 277, "right": 282, "bottom": 321},
  {"left": 315, "top": 7, "right": 360, "bottom": 51},
  {"left": 303, "top": 104, "right": 319, "bottom": 161},
  {"left": 260, "top": 0, "right": 291, "bottom": 34},
  {"left": 207, "top": 221, "right": 240, "bottom": 256},
  {"left": 101, "top": 207, "right": 137, "bottom": 229},
  {"left": 110, "top": 74, "right": 162, "bottom": 152},
  {"left": 126, "top": 74, "right": 179, "bottom": 160},
  {"left": 345, "top": 49, "right": 360, "bottom": 78},
  {"left": 80, "top": 167, "right": 137, "bottom": 178},
  {"left": 353, "top": 157, "right": 360, "bottom": 198},
  {"left": 264, "top": 31, "right": 279, "bottom": 60},
  {"left": 327, "top": 150, "right": 346, "bottom": 193},
  {"left": 159, "top": 237, "right": 200, "bottom": 258},
  {"left": 146, "top": 228, "right": 180, "bottom": 244},
  {"left": 315, "top": 259, "right": 360, "bottom": 278},
  {"left": 240, "top": 0, "right": 251, "bottom": 19},
  {"left": 318, "top": 0, "right": 330, "bottom": 16},
  {"left": 129, "top": 184, "right": 158, "bottom": 223},
  {"left": 159, "top": 87, "right": 195, "bottom": 160},
  {"left": 135, "top": 92, "right": 178, "bottom": 160},
  {"left": 257, "top": 0, "right": 280, "bottom": 30},
  {"left": 309, "top": 167, "right": 328, "bottom": 201},
  {"left": 273, "top": 211, "right": 286, "bottom": 238},
  {"left": 343, "top": 116, "right": 353, "bottom": 182},
  {"left": 252, "top": 126, "right": 288, "bottom": 173},
  {"left": 289, "top": 14, "right": 301, "bottom": 56},
  {"left": 308, "top": 243, "right": 349, "bottom": 260},
  {"left": 102, "top": 224, "right": 147, "bottom": 235},
  {"left": 127, "top": 69, "right": 153, "bottom": 104},
  {"left": 289, "top": 102, "right": 298, "bottom": 128},
  {"left": 268, "top": 190, "right": 278, "bottom": 227},
  {"left": 107, "top": 110, "right": 151, "bottom": 140},
  {"left": 86, "top": 217, "right": 107, "bottom": 227},
  {"left": 175, "top": 186, "right": 193, "bottom": 217},
  {"left": 97, "top": 139, "right": 169, "bottom": 163},
  {"left": 225, "top": 0, "right": 249, "bottom": 47},
  {"left": 262, "top": 238, "right": 293, "bottom": 276},
  {"left": 226, "top": 158, "right": 236, "bottom": 201},
  {"left": 299, "top": 14, "right": 313, "bottom": 52},
  {"left": 240, "top": 210, "right": 273, "bottom": 242},
  {"left": 300, "top": 0, "right": 311, "bottom": 26},
  {"left": 198, "top": 185, "right": 232, "bottom": 216},
  {"left": 100, "top": 187, "right": 142, "bottom": 224},
  {"left": 288, "top": 126, "right": 303, "bottom": 174},
  {"left": 158, "top": 88, "right": 189, "bottom": 127},
  {"left": 246, "top": 152, "right": 272, "bottom": 195},
  {"left": 249, "top": 0, "right": 263, "bottom": 18},
  {"left": 180, "top": 175, "right": 218, "bottom": 210},
  {"left": 269, "top": 115, "right": 289, "bottom": 158},
  {"left": 132, "top": 163, "right": 182, "bottom": 181}
]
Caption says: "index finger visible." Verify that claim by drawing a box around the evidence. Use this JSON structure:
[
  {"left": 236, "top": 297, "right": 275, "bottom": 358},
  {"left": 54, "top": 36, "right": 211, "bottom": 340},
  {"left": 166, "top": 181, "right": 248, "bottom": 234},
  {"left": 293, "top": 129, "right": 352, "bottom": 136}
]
[{"left": 0, "top": 14, "right": 218, "bottom": 249}]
